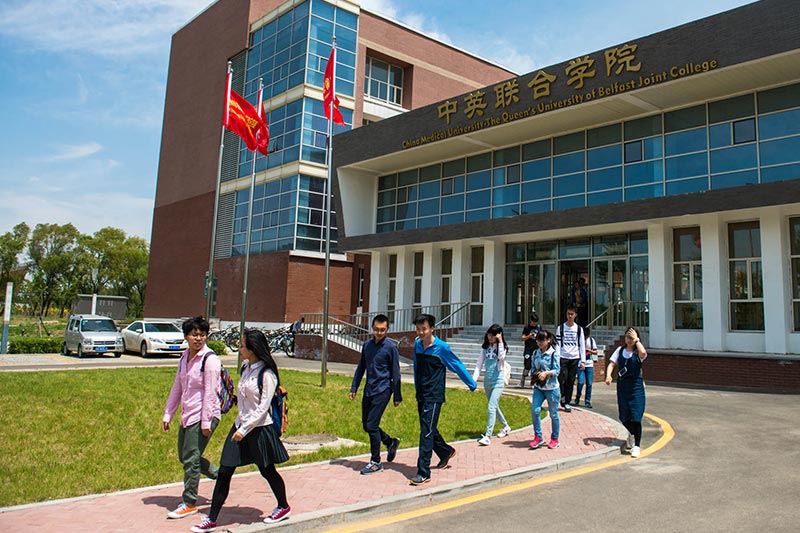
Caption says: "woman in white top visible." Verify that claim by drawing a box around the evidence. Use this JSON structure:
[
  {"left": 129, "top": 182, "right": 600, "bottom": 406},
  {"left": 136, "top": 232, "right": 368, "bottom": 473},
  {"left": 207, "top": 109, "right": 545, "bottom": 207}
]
[
  {"left": 605, "top": 327, "right": 648, "bottom": 458},
  {"left": 472, "top": 324, "right": 511, "bottom": 446},
  {"left": 191, "top": 329, "right": 291, "bottom": 533}
]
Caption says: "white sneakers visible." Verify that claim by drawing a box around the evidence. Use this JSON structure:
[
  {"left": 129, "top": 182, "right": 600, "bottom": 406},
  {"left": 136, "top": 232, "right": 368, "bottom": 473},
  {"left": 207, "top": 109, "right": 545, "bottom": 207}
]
[
  {"left": 497, "top": 425, "right": 511, "bottom": 438},
  {"left": 631, "top": 446, "right": 641, "bottom": 458},
  {"left": 478, "top": 435, "right": 491, "bottom": 446},
  {"left": 627, "top": 434, "right": 635, "bottom": 449}
]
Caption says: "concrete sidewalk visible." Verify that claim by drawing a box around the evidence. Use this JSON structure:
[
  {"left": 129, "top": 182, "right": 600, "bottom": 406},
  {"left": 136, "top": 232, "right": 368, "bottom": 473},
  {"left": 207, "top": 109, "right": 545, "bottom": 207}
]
[{"left": 0, "top": 405, "right": 624, "bottom": 533}]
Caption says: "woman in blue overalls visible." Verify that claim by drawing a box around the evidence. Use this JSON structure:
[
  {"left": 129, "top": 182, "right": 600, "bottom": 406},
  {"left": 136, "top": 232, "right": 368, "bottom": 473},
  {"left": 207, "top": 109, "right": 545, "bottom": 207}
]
[
  {"left": 605, "top": 327, "right": 648, "bottom": 458},
  {"left": 472, "top": 324, "right": 511, "bottom": 446}
]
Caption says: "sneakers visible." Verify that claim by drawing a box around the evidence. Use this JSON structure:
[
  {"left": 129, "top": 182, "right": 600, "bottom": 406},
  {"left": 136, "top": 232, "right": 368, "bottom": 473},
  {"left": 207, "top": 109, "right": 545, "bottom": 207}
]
[
  {"left": 408, "top": 474, "right": 431, "bottom": 486},
  {"left": 572, "top": 399, "right": 581, "bottom": 406},
  {"left": 631, "top": 445, "right": 641, "bottom": 458},
  {"left": 529, "top": 436, "right": 545, "bottom": 449},
  {"left": 190, "top": 518, "right": 217, "bottom": 532},
  {"left": 264, "top": 506, "right": 292, "bottom": 523},
  {"left": 435, "top": 448, "right": 457, "bottom": 469},
  {"left": 360, "top": 461, "right": 384, "bottom": 475},
  {"left": 167, "top": 502, "right": 197, "bottom": 519},
  {"left": 562, "top": 403, "right": 572, "bottom": 413},
  {"left": 547, "top": 438, "right": 560, "bottom": 449},
  {"left": 497, "top": 425, "right": 511, "bottom": 438},
  {"left": 627, "top": 434, "right": 635, "bottom": 449},
  {"left": 585, "top": 401, "right": 593, "bottom": 409},
  {"left": 478, "top": 434, "right": 491, "bottom": 446},
  {"left": 386, "top": 437, "right": 400, "bottom": 462}
]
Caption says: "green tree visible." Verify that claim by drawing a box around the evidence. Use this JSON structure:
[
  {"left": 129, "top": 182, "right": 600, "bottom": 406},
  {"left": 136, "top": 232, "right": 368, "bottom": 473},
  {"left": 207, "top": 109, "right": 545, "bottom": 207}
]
[
  {"left": 0, "top": 222, "right": 30, "bottom": 301},
  {"left": 77, "top": 227, "right": 128, "bottom": 295},
  {"left": 112, "top": 236, "right": 149, "bottom": 317},
  {"left": 26, "top": 223, "right": 81, "bottom": 316}
]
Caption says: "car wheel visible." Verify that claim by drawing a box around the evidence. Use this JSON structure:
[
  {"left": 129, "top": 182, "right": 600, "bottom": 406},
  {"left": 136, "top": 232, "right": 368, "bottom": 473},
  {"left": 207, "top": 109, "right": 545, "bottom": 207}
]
[
  {"left": 77, "top": 344, "right": 84, "bottom": 358},
  {"left": 140, "top": 342, "right": 149, "bottom": 358},
  {"left": 114, "top": 351, "right": 122, "bottom": 358},
  {"left": 62, "top": 342, "right": 70, "bottom": 356}
]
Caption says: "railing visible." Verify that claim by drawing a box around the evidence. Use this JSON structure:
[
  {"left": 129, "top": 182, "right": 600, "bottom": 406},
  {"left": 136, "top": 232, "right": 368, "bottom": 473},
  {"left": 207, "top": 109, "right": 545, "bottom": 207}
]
[{"left": 588, "top": 300, "right": 649, "bottom": 330}]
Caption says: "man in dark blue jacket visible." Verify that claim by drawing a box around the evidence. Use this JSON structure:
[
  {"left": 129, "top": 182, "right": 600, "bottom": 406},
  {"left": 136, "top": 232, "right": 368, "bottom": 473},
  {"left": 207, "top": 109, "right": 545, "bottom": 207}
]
[
  {"left": 409, "top": 314, "right": 477, "bottom": 486},
  {"left": 350, "top": 314, "right": 402, "bottom": 475}
]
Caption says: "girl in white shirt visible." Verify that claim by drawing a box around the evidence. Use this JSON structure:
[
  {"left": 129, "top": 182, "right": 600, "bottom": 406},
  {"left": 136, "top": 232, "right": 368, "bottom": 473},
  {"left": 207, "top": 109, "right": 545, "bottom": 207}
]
[
  {"left": 191, "top": 329, "right": 291, "bottom": 533},
  {"left": 472, "top": 324, "right": 511, "bottom": 446}
]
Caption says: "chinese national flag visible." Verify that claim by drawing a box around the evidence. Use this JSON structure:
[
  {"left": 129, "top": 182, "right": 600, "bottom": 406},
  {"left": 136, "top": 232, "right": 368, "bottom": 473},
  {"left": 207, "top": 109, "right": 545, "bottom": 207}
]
[
  {"left": 322, "top": 47, "right": 345, "bottom": 126},
  {"left": 223, "top": 72, "right": 269, "bottom": 155}
]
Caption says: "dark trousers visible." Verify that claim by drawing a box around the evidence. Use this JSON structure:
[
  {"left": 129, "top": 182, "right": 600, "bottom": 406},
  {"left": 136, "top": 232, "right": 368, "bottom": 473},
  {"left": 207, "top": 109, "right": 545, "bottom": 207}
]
[
  {"left": 362, "top": 388, "right": 393, "bottom": 462},
  {"left": 416, "top": 401, "right": 453, "bottom": 478},
  {"left": 208, "top": 464, "right": 288, "bottom": 521},
  {"left": 559, "top": 358, "right": 579, "bottom": 405}
]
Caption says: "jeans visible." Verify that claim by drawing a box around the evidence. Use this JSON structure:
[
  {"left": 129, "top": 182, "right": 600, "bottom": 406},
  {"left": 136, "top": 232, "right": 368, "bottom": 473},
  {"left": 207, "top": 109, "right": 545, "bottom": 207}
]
[
  {"left": 532, "top": 387, "right": 560, "bottom": 440},
  {"left": 362, "top": 388, "right": 394, "bottom": 462},
  {"left": 483, "top": 359, "right": 507, "bottom": 436},
  {"left": 416, "top": 401, "right": 453, "bottom": 478},
  {"left": 576, "top": 366, "right": 593, "bottom": 403},
  {"left": 559, "top": 358, "right": 579, "bottom": 405},
  {"left": 177, "top": 418, "right": 219, "bottom": 505}
]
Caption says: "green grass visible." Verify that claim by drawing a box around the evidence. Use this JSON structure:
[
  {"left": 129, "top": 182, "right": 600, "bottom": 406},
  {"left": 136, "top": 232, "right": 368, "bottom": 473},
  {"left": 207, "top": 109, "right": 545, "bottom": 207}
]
[{"left": 0, "top": 368, "right": 532, "bottom": 507}]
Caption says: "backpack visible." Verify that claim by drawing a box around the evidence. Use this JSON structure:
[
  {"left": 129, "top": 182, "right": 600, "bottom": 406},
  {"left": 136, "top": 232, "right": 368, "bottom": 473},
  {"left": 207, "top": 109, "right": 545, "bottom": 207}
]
[
  {"left": 199, "top": 352, "right": 237, "bottom": 414},
  {"left": 257, "top": 368, "right": 289, "bottom": 436}
]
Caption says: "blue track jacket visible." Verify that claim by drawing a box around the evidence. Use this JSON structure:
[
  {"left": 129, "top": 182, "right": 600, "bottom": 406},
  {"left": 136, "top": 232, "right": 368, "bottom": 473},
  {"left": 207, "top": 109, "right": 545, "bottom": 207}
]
[{"left": 413, "top": 335, "right": 477, "bottom": 403}]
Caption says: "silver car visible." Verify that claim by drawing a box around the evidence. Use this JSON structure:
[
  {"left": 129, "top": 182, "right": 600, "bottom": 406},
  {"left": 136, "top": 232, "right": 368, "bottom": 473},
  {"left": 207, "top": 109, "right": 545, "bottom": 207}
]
[
  {"left": 62, "top": 314, "right": 124, "bottom": 358},
  {"left": 121, "top": 321, "right": 187, "bottom": 357}
]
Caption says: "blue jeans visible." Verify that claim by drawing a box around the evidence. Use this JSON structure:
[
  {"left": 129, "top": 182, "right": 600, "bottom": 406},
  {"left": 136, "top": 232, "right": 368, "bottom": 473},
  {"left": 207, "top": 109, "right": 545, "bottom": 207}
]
[
  {"left": 483, "top": 359, "right": 508, "bottom": 436},
  {"left": 576, "top": 367, "right": 593, "bottom": 403},
  {"left": 532, "top": 387, "right": 560, "bottom": 440}
]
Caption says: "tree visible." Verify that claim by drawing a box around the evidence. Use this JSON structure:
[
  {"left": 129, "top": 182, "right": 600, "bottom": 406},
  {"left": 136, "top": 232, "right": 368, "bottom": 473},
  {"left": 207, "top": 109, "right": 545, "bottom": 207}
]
[
  {"left": 77, "top": 227, "right": 128, "bottom": 295},
  {"left": 112, "top": 236, "right": 149, "bottom": 317},
  {"left": 0, "top": 222, "right": 30, "bottom": 300},
  {"left": 26, "top": 223, "right": 81, "bottom": 316}
]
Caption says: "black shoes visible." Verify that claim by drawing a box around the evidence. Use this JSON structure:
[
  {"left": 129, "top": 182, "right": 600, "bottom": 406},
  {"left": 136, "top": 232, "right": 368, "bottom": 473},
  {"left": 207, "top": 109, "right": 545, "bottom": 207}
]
[
  {"left": 435, "top": 448, "right": 457, "bottom": 469},
  {"left": 408, "top": 474, "right": 431, "bottom": 486},
  {"left": 386, "top": 437, "right": 401, "bottom": 462}
]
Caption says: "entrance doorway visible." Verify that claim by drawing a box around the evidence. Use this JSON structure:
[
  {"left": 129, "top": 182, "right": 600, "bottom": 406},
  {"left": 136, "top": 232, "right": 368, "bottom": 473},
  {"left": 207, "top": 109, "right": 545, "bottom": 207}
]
[
  {"left": 592, "top": 258, "right": 627, "bottom": 328},
  {"left": 527, "top": 262, "right": 557, "bottom": 326},
  {"left": 560, "top": 260, "right": 589, "bottom": 326}
]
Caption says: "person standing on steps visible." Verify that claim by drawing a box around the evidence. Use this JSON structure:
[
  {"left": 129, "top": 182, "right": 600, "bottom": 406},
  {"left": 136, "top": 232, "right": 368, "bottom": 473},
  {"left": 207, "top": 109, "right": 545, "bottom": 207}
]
[
  {"left": 555, "top": 306, "right": 586, "bottom": 413},
  {"left": 472, "top": 324, "right": 511, "bottom": 446},
  {"left": 605, "top": 327, "right": 648, "bottom": 459},
  {"left": 520, "top": 313, "right": 541, "bottom": 387},
  {"left": 349, "top": 314, "right": 403, "bottom": 475}
]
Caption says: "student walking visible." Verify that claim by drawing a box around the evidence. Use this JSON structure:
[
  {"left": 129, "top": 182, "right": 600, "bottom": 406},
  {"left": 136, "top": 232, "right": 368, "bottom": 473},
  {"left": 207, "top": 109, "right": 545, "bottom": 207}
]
[
  {"left": 162, "top": 316, "right": 220, "bottom": 520},
  {"left": 530, "top": 331, "right": 561, "bottom": 450},
  {"left": 519, "top": 313, "right": 542, "bottom": 387},
  {"left": 555, "top": 306, "right": 586, "bottom": 412},
  {"left": 190, "top": 329, "right": 291, "bottom": 532},
  {"left": 574, "top": 327, "right": 597, "bottom": 408},
  {"left": 409, "top": 314, "right": 477, "bottom": 486},
  {"left": 605, "top": 327, "right": 648, "bottom": 459},
  {"left": 472, "top": 324, "right": 511, "bottom": 446},
  {"left": 349, "top": 314, "right": 402, "bottom": 475}
]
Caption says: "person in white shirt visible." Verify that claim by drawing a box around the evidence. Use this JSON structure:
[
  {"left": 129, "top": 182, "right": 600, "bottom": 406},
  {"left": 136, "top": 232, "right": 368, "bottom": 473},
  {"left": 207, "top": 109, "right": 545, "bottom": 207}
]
[
  {"left": 555, "top": 306, "right": 586, "bottom": 412},
  {"left": 574, "top": 327, "right": 597, "bottom": 408},
  {"left": 472, "top": 324, "right": 511, "bottom": 446},
  {"left": 605, "top": 327, "right": 648, "bottom": 459},
  {"left": 191, "top": 329, "right": 291, "bottom": 533}
]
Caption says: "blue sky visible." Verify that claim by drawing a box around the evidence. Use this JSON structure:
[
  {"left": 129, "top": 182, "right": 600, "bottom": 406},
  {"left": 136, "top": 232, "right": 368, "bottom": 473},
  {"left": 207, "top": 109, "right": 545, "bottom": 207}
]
[{"left": 0, "top": 0, "right": 754, "bottom": 242}]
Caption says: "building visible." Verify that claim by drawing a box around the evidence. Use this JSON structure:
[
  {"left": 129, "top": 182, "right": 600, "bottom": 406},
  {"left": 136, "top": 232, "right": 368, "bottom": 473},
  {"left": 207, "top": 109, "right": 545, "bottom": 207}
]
[
  {"left": 333, "top": 0, "right": 800, "bottom": 388},
  {"left": 144, "top": 0, "right": 515, "bottom": 324}
]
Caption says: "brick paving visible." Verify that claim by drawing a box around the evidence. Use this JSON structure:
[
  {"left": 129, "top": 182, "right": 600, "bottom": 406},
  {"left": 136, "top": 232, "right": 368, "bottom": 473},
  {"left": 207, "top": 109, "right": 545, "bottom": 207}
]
[{"left": 0, "top": 407, "right": 621, "bottom": 533}]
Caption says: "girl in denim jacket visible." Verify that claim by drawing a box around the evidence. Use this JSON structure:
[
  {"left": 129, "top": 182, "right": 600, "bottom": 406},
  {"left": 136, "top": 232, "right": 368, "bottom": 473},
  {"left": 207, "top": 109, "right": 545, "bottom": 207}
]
[{"left": 530, "top": 331, "right": 561, "bottom": 450}]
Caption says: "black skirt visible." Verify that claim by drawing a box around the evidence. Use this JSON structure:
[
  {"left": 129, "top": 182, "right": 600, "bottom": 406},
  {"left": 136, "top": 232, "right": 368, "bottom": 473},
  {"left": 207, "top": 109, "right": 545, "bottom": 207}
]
[{"left": 219, "top": 423, "right": 289, "bottom": 468}]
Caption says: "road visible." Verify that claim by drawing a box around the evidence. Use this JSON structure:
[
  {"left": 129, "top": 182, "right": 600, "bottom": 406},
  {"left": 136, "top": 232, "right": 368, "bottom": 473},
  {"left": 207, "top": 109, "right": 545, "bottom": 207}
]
[{"left": 325, "top": 383, "right": 800, "bottom": 533}]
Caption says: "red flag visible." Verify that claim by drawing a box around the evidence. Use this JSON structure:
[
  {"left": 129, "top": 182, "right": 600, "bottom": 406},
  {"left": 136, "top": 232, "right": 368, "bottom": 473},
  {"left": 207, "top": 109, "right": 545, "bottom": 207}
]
[
  {"left": 223, "top": 72, "right": 269, "bottom": 155},
  {"left": 255, "top": 85, "right": 269, "bottom": 156},
  {"left": 323, "top": 47, "right": 345, "bottom": 126}
]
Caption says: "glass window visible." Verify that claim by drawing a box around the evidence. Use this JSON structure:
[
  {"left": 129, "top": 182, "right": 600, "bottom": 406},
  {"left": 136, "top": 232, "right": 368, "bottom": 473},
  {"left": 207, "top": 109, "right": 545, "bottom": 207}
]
[
  {"left": 728, "top": 221, "right": 764, "bottom": 331},
  {"left": 587, "top": 144, "right": 621, "bottom": 169},
  {"left": 761, "top": 163, "right": 800, "bottom": 184},
  {"left": 664, "top": 105, "right": 706, "bottom": 132},
  {"left": 588, "top": 167, "right": 622, "bottom": 191},
  {"left": 553, "top": 195, "right": 585, "bottom": 210},
  {"left": 553, "top": 132, "right": 585, "bottom": 154},
  {"left": 559, "top": 239, "right": 591, "bottom": 259},
  {"left": 665, "top": 153, "right": 707, "bottom": 181},
  {"left": 522, "top": 179, "right": 551, "bottom": 201},
  {"left": 527, "top": 241, "right": 557, "bottom": 260},
  {"left": 587, "top": 123, "right": 621, "bottom": 148},
  {"left": 522, "top": 139, "right": 550, "bottom": 161},
  {"left": 467, "top": 152, "right": 492, "bottom": 172},
  {"left": 588, "top": 189, "right": 623, "bottom": 206},
  {"left": 757, "top": 82, "right": 800, "bottom": 114},
  {"left": 624, "top": 140, "right": 642, "bottom": 163},
  {"left": 625, "top": 115, "right": 662, "bottom": 140},
  {"left": 711, "top": 170, "right": 758, "bottom": 190},
  {"left": 666, "top": 177, "right": 708, "bottom": 196},
  {"left": 419, "top": 164, "right": 440, "bottom": 182},
  {"left": 625, "top": 160, "right": 664, "bottom": 186},
  {"left": 466, "top": 191, "right": 490, "bottom": 210},
  {"left": 625, "top": 183, "right": 663, "bottom": 201},
  {"left": 710, "top": 144, "right": 758, "bottom": 174},
  {"left": 665, "top": 127, "right": 707, "bottom": 156},
  {"left": 760, "top": 136, "right": 800, "bottom": 167},
  {"left": 553, "top": 174, "right": 585, "bottom": 197},
  {"left": 522, "top": 159, "right": 551, "bottom": 181},
  {"left": 494, "top": 146, "right": 520, "bottom": 166},
  {"left": 758, "top": 108, "right": 800, "bottom": 140},
  {"left": 553, "top": 152, "right": 584, "bottom": 175},
  {"left": 593, "top": 235, "right": 628, "bottom": 256},
  {"left": 467, "top": 170, "right": 491, "bottom": 191},
  {"left": 791, "top": 217, "right": 800, "bottom": 331},
  {"left": 709, "top": 94, "right": 754, "bottom": 124},
  {"left": 441, "top": 194, "right": 464, "bottom": 213},
  {"left": 493, "top": 184, "right": 520, "bottom": 206},
  {"left": 397, "top": 169, "right": 418, "bottom": 186},
  {"left": 442, "top": 159, "right": 465, "bottom": 177},
  {"left": 733, "top": 118, "right": 756, "bottom": 144}
]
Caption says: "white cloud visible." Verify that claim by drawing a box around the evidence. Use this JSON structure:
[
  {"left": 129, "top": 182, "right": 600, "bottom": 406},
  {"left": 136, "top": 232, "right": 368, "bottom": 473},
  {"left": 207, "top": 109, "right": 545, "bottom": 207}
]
[{"left": 46, "top": 142, "right": 103, "bottom": 161}]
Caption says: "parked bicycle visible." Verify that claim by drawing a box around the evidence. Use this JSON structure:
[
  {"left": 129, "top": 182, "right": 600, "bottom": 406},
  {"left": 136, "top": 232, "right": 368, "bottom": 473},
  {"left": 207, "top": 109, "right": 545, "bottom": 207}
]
[
  {"left": 208, "top": 324, "right": 240, "bottom": 351},
  {"left": 264, "top": 326, "right": 294, "bottom": 357}
]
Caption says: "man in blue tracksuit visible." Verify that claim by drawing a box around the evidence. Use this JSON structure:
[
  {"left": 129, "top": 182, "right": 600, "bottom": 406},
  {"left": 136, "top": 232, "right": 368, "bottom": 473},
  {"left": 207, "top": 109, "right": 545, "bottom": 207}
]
[
  {"left": 409, "top": 313, "right": 477, "bottom": 486},
  {"left": 349, "top": 314, "right": 402, "bottom": 475}
]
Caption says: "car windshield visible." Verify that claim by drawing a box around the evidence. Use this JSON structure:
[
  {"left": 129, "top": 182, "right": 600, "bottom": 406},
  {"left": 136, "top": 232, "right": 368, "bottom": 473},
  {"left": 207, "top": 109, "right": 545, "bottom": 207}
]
[
  {"left": 145, "top": 323, "right": 180, "bottom": 333},
  {"left": 81, "top": 319, "right": 117, "bottom": 332}
]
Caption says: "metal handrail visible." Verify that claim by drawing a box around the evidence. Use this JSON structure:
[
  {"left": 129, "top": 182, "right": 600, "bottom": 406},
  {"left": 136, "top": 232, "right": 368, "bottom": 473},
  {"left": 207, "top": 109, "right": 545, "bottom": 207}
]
[{"left": 436, "top": 302, "right": 470, "bottom": 329}]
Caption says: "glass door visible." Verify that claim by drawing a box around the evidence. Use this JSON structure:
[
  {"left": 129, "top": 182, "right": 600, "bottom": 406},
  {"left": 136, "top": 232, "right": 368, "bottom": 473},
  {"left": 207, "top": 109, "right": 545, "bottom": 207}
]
[
  {"left": 528, "top": 262, "right": 557, "bottom": 326},
  {"left": 593, "top": 259, "right": 627, "bottom": 327}
]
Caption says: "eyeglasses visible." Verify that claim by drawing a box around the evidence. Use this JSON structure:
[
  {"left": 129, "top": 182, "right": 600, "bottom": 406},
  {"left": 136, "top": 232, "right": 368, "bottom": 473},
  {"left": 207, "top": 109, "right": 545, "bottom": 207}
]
[{"left": 372, "top": 327, "right": 388, "bottom": 333}]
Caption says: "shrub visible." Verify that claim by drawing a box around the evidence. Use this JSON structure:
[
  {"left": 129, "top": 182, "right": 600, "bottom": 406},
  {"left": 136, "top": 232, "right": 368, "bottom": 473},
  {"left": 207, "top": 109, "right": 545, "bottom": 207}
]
[
  {"left": 7, "top": 336, "right": 64, "bottom": 354},
  {"left": 207, "top": 340, "right": 227, "bottom": 355}
]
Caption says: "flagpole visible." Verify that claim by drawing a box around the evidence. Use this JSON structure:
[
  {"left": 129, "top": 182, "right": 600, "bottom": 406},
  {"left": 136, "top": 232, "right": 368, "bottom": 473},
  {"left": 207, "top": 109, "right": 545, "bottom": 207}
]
[
  {"left": 321, "top": 39, "right": 337, "bottom": 389},
  {"left": 239, "top": 78, "right": 263, "bottom": 359},
  {"left": 206, "top": 61, "right": 232, "bottom": 319}
]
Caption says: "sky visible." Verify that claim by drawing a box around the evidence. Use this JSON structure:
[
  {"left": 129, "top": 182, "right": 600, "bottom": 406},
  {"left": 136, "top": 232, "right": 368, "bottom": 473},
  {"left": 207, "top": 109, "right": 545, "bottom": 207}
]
[{"left": 0, "top": 0, "right": 755, "bottom": 243}]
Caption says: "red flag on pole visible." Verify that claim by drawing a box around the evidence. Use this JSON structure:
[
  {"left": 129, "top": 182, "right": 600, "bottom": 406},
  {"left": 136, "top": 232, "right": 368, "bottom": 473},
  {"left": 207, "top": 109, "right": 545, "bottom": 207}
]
[
  {"left": 322, "top": 47, "right": 345, "bottom": 126},
  {"left": 223, "top": 71, "right": 269, "bottom": 155},
  {"left": 255, "top": 83, "right": 269, "bottom": 156}
]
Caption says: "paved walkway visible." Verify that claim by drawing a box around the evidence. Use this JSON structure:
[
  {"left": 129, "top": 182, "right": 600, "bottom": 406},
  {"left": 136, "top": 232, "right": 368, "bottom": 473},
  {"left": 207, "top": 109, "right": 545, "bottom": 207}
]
[{"left": 0, "top": 353, "right": 625, "bottom": 532}]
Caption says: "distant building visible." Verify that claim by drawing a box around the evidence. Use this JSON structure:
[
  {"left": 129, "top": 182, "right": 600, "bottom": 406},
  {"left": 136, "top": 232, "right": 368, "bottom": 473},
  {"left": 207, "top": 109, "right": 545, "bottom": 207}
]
[
  {"left": 71, "top": 295, "right": 129, "bottom": 321},
  {"left": 145, "top": 0, "right": 515, "bottom": 324}
]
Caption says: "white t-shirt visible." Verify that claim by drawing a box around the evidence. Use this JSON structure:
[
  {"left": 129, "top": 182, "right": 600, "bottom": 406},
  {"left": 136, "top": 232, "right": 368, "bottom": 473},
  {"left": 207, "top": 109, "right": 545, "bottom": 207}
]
[
  {"left": 584, "top": 337, "right": 597, "bottom": 368},
  {"left": 556, "top": 322, "right": 586, "bottom": 361},
  {"left": 609, "top": 347, "right": 648, "bottom": 364}
]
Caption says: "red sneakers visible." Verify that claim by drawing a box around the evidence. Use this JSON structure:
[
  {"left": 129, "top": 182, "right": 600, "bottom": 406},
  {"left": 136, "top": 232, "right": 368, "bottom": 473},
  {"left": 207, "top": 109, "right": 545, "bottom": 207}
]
[
  {"left": 547, "top": 438, "right": 559, "bottom": 449},
  {"left": 190, "top": 518, "right": 217, "bottom": 532},
  {"left": 264, "top": 506, "right": 292, "bottom": 523},
  {"left": 529, "top": 436, "right": 545, "bottom": 449}
]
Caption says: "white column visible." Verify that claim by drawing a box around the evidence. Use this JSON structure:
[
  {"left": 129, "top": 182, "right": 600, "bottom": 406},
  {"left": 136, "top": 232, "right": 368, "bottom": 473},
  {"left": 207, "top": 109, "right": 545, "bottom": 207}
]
[
  {"left": 369, "top": 250, "right": 385, "bottom": 313},
  {"left": 483, "top": 239, "right": 505, "bottom": 327},
  {"left": 451, "top": 241, "right": 470, "bottom": 305},
  {"left": 761, "top": 211, "right": 790, "bottom": 354},
  {"left": 647, "top": 222, "right": 670, "bottom": 349},
  {"left": 395, "top": 248, "right": 412, "bottom": 311},
  {"left": 699, "top": 214, "right": 726, "bottom": 351},
  {"left": 421, "top": 243, "right": 436, "bottom": 307}
]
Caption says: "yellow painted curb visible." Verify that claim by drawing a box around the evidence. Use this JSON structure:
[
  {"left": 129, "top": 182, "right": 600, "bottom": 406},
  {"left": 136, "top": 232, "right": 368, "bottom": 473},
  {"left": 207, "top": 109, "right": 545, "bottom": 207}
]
[{"left": 325, "top": 412, "right": 674, "bottom": 533}]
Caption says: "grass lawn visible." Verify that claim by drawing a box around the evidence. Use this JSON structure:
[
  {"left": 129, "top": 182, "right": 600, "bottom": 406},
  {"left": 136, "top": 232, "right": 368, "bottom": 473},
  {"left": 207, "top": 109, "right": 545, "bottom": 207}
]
[{"left": 0, "top": 368, "right": 533, "bottom": 507}]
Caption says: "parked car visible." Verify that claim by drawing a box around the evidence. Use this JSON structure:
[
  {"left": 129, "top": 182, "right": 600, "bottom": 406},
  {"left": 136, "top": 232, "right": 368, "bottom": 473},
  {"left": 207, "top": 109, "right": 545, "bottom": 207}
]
[
  {"left": 122, "top": 320, "right": 187, "bottom": 357},
  {"left": 63, "top": 314, "right": 124, "bottom": 358}
]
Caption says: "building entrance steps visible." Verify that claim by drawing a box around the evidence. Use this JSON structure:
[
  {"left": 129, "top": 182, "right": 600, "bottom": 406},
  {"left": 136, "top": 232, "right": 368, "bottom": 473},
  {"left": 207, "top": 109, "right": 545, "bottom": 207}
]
[{"left": 0, "top": 408, "right": 625, "bottom": 533}]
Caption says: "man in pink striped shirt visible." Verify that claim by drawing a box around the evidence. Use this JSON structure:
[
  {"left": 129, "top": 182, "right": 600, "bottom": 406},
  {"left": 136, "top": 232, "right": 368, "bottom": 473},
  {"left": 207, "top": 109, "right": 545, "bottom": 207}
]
[{"left": 162, "top": 316, "right": 221, "bottom": 520}]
